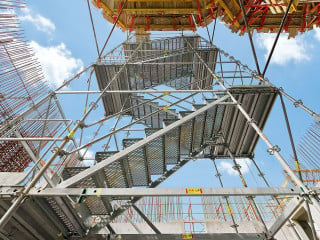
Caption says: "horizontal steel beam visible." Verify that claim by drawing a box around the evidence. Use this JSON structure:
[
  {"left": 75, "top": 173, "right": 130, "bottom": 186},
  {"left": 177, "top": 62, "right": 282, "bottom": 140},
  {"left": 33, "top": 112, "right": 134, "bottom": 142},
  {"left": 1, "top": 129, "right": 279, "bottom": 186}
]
[
  {"left": 55, "top": 90, "right": 227, "bottom": 94},
  {"left": 109, "top": 233, "right": 266, "bottom": 240},
  {"left": 25, "top": 187, "right": 307, "bottom": 197}
]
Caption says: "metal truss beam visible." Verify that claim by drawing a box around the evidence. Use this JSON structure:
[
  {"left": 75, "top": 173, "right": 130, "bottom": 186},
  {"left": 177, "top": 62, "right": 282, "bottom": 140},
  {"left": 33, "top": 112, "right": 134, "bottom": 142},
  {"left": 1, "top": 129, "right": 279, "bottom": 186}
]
[
  {"left": 57, "top": 95, "right": 230, "bottom": 189},
  {"left": 55, "top": 89, "right": 228, "bottom": 94},
  {"left": 108, "top": 233, "right": 266, "bottom": 240},
  {"left": 21, "top": 187, "right": 310, "bottom": 197}
]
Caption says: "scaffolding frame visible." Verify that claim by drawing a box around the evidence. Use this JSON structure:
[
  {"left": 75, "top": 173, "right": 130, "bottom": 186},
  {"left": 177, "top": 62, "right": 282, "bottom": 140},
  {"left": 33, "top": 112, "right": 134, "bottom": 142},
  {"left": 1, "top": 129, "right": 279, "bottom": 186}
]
[{"left": 0, "top": 34, "right": 320, "bottom": 239}]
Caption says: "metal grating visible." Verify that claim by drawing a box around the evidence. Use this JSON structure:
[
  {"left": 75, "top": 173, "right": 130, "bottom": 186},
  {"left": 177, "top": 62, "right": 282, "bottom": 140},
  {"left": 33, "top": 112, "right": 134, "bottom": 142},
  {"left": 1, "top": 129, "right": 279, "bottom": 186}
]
[
  {"left": 203, "top": 104, "right": 216, "bottom": 143},
  {"left": 96, "top": 152, "right": 129, "bottom": 188},
  {"left": 94, "top": 64, "right": 131, "bottom": 116},
  {"left": 145, "top": 129, "right": 165, "bottom": 175},
  {"left": 213, "top": 105, "right": 226, "bottom": 135},
  {"left": 191, "top": 106, "right": 206, "bottom": 153},
  {"left": 62, "top": 167, "right": 95, "bottom": 188},
  {"left": 164, "top": 119, "right": 180, "bottom": 165},
  {"left": 211, "top": 86, "right": 277, "bottom": 158},
  {"left": 123, "top": 139, "right": 149, "bottom": 186},
  {"left": 45, "top": 197, "right": 76, "bottom": 233},
  {"left": 179, "top": 111, "right": 194, "bottom": 157},
  {"left": 84, "top": 197, "right": 108, "bottom": 215},
  {"left": 62, "top": 167, "right": 110, "bottom": 215},
  {"left": 130, "top": 96, "right": 177, "bottom": 128}
]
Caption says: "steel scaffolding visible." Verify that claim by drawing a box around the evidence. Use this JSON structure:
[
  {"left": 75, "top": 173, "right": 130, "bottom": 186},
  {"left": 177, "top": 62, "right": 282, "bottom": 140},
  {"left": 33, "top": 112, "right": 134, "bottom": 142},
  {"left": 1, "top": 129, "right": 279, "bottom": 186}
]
[{"left": 0, "top": 3, "right": 320, "bottom": 239}]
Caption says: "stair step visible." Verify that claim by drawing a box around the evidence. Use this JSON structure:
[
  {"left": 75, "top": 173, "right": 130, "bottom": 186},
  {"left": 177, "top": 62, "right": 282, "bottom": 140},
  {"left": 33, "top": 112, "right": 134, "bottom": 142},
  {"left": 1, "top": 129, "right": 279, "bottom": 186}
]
[
  {"left": 62, "top": 167, "right": 110, "bottom": 215},
  {"left": 179, "top": 112, "right": 194, "bottom": 157},
  {"left": 131, "top": 96, "right": 178, "bottom": 128},
  {"left": 62, "top": 167, "right": 93, "bottom": 187},
  {"left": 202, "top": 106, "right": 217, "bottom": 143},
  {"left": 192, "top": 104, "right": 206, "bottom": 111},
  {"left": 164, "top": 126, "right": 180, "bottom": 164},
  {"left": 163, "top": 118, "right": 178, "bottom": 127},
  {"left": 123, "top": 139, "right": 150, "bottom": 186},
  {"left": 95, "top": 151, "right": 131, "bottom": 188},
  {"left": 191, "top": 111, "right": 206, "bottom": 153},
  {"left": 145, "top": 129, "right": 165, "bottom": 175}
]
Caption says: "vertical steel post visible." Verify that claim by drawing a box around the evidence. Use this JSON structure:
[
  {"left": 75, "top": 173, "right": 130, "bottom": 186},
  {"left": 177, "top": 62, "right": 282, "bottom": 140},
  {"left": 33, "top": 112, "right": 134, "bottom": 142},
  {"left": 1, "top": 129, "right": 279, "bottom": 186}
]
[{"left": 212, "top": 159, "right": 240, "bottom": 232}]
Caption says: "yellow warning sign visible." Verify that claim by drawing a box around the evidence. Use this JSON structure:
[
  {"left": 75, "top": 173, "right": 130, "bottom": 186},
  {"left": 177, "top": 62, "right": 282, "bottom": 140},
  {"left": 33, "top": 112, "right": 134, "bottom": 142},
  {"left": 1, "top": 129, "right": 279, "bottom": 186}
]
[
  {"left": 182, "top": 234, "right": 193, "bottom": 239},
  {"left": 185, "top": 188, "right": 202, "bottom": 194}
]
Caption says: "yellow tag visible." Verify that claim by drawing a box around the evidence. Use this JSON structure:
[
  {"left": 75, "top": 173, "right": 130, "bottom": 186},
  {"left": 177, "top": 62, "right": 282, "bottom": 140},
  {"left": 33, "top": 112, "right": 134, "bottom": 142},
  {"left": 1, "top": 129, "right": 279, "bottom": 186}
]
[
  {"left": 295, "top": 160, "right": 301, "bottom": 172},
  {"left": 163, "top": 50, "right": 168, "bottom": 56},
  {"left": 68, "top": 130, "right": 75, "bottom": 139},
  {"left": 96, "top": 189, "right": 102, "bottom": 198},
  {"left": 163, "top": 91, "right": 170, "bottom": 96},
  {"left": 226, "top": 204, "right": 233, "bottom": 216},
  {"left": 162, "top": 105, "right": 170, "bottom": 111},
  {"left": 84, "top": 106, "right": 87, "bottom": 113},
  {"left": 186, "top": 188, "right": 202, "bottom": 194},
  {"left": 182, "top": 234, "right": 193, "bottom": 239}
]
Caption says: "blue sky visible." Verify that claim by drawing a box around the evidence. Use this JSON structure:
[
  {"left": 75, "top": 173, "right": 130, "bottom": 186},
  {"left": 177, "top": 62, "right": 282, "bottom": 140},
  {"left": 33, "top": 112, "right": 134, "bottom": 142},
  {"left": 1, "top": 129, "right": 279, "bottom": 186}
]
[{"left": 17, "top": 0, "right": 320, "bottom": 189}]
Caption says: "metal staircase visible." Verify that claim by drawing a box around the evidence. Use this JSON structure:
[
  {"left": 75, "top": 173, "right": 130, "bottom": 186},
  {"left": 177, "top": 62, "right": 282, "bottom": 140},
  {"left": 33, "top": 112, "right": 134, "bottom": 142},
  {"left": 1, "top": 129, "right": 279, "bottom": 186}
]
[{"left": 61, "top": 85, "right": 277, "bottom": 220}]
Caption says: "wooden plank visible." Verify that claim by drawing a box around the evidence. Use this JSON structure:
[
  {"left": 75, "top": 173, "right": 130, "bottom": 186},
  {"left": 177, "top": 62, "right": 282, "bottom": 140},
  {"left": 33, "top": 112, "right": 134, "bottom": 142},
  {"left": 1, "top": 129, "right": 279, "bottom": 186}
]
[
  {"left": 216, "top": 0, "right": 240, "bottom": 27},
  {"left": 100, "top": 1, "right": 127, "bottom": 29},
  {"left": 115, "top": 0, "right": 192, "bottom": 2},
  {"left": 113, "top": 8, "right": 199, "bottom": 14}
]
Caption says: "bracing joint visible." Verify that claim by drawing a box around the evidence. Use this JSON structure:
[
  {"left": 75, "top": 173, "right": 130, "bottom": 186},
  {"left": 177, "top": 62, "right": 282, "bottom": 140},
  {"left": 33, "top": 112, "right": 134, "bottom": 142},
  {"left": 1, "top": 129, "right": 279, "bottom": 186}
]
[
  {"left": 232, "top": 164, "right": 242, "bottom": 170},
  {"left": 267, "top": 145, "right": 281, "bottom": 155},
  {"left": 247, "top": 118, "right": 257, "bottom": 125},
  {"left": 294, "top": 99, "right": 303, "bottom": 107},
  {"left": 231, "top": 223, "right": 239, "bottom": 228},
  {"left": 89, "top": 102, "right": 98, "bottom": 110},
  {"left": 300, "top": 189, "right": 319, "bottom": 204},
  {"left": 52, "top": 147, "right": 68, "bottom": 157}
]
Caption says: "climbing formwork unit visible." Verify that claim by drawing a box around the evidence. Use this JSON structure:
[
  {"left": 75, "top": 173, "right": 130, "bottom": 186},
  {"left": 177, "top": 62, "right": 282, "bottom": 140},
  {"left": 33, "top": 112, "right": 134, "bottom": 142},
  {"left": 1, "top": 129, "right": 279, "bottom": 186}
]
[
  {"left": 92, "top": 0, "right": 320, "bottom": 37},
  {"left": 1, "top": 1, "right": 320, "bottom": 240}
]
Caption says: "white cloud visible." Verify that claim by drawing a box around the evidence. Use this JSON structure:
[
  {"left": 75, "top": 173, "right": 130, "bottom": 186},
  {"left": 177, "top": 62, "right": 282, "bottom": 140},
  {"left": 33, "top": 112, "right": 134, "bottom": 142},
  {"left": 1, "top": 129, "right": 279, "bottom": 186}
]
[
  {"left": 314, "top": 27, "right": 320, "bottom": 42},
  {"left": 30, "top": 41, "right": 83, "bottom": 88},
  {"left": 217, "top": 158, "right": 252, "bottom": 176},
  {"left": 257, "top": 33, "right": 310, "bottom": 65},
  {"left": 20, "top": 7, "right": 55, "bottom": 34},
  {"left": 80, "top": 149, "right": 95, "bottom": 167}
]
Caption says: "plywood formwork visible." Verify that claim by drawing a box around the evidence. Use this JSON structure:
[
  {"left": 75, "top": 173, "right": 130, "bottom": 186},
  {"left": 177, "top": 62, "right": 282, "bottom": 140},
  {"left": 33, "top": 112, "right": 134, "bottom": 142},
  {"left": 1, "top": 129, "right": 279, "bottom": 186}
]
[{"left": 92, "top": 0, "right": 320, "bottom": 37}]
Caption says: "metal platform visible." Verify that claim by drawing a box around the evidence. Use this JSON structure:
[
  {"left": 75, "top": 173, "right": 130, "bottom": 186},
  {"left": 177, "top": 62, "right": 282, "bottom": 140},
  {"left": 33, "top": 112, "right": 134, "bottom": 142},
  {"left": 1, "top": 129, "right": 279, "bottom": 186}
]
[
  {"left": 94, "top": 36, "right": 218, "bottom": 115},
  {"left": 213, "top": 85, "right": 278, "bottom": 158}
]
